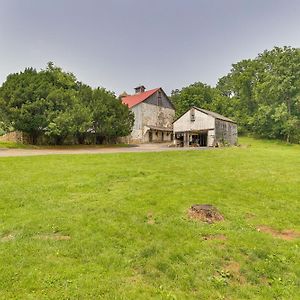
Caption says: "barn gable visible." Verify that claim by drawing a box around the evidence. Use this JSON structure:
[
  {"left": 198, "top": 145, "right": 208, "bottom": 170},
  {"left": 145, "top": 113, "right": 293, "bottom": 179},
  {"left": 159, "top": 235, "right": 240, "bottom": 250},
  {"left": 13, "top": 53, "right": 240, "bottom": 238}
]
[
  {"left": 173, "top": 107, "right": 215, "bottom": 132},
  {"left": 144, "top": 89, "right": 174, "bottom": 109},
  {"left": 121, "top": 87, "right": 174, "bottom": 109}
]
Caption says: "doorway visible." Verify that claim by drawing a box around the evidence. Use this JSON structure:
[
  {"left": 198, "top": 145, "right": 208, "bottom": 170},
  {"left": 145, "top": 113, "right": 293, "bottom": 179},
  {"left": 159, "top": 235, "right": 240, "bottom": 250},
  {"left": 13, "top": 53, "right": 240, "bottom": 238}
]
[
  {"left": 199, "top": 132, "right": 208, "bottom": 146},
  {"left": 149, "top": 131, "right": 153, "bottom": 142},
  {"left": 190, "top": 132, "right": 208, "bottom": 147}
]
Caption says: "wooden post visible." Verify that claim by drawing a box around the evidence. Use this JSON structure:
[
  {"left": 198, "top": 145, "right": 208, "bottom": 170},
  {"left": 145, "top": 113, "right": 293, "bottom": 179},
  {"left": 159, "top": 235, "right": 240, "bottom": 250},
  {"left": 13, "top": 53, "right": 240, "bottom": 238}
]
[{"left": 184, "top": 132, "right": 189, "bottom": 147}]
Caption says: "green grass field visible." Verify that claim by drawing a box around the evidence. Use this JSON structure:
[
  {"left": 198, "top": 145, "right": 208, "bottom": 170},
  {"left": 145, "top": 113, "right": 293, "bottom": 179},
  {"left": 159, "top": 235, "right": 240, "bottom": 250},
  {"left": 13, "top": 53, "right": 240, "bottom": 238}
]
[
  {"left": 0, "top": 137, "right": 299, "bottom": 299},
  {"left": 0, "top": 141, "right": 34, "bottom": 149}
]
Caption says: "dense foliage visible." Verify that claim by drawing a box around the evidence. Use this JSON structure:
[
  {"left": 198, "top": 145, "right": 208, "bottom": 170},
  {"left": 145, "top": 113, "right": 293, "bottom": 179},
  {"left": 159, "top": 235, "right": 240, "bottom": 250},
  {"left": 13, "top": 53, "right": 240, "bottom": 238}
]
[
  {"left": 171, "top": 46, "right": 300, "bottom": 143},
  {"left": 0, "top": 63, "right": 134, "bottom": 144}
]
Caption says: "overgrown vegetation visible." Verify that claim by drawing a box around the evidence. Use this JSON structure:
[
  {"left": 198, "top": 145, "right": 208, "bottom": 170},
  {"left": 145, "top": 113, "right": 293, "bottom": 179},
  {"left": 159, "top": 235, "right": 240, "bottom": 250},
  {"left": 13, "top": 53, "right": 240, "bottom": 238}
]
[
  {"left": 0, "top": 137, "right": 299, "bottom": 299},
  {"left": 171, "top": 46, "right": 300, "bottom": 143},
  {"left": 0, "top": 63, "right": 134, "bottom": 145}
]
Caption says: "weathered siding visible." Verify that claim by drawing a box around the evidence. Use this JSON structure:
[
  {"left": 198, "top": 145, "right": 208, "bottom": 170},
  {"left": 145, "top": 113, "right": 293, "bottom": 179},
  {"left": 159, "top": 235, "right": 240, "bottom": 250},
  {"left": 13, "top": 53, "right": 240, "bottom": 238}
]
[
  {"left": 129, "top": 105, "right": 143, "bottom": 142},
  {"left": 131, "top": 105, "right": 142, "bottom": 130},
  {"left": 215, "top": 119, "right": 238, "bottom": 145},
  {"left": 173, "top": 109, "right": 215, "bottom": 132},
  {"left": 144, "top": 90, "right": 174, "bottom": 109}
]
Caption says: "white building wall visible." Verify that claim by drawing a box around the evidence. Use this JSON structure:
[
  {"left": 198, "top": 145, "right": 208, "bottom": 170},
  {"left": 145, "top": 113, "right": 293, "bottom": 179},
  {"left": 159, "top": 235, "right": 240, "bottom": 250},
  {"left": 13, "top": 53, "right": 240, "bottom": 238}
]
[
  {"left": 129, "top": 105, "right": 143, "bottom": 142},
  {"left": 173, "top": 109, "right": 215, "bottom": 132},
  {"left": 207, "top": 129, "right": 215, "bottom": 147}
]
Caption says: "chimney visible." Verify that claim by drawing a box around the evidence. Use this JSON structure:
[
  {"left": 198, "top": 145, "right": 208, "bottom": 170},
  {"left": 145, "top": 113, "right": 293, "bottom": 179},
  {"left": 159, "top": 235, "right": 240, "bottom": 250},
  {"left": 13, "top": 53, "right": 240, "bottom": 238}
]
[{"left": 134, "top": 85, "right": 146, "bottom": 94}]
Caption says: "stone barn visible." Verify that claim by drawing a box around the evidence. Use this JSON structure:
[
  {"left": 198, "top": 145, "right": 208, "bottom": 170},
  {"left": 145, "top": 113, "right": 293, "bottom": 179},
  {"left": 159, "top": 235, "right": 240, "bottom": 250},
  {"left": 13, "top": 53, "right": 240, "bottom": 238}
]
[
  {"left": 173, "top": 106, "right": 237, "bottom": 147},
  {"left": 121, "top": 86, "right": 175, "bottom": 143}
]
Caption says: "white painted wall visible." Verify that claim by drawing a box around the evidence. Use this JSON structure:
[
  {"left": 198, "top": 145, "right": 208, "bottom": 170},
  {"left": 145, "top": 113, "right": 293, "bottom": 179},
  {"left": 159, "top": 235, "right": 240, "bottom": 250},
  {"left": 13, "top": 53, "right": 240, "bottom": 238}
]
[{"left": 173, "top": 109, "right": 215, "bottom": 132}]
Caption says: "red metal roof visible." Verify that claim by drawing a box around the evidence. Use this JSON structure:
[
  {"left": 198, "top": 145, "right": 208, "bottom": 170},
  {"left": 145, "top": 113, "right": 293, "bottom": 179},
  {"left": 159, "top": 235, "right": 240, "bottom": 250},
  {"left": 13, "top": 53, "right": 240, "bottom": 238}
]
[{"left": 121, "top": 88, "right": 160, "bottom": 108}]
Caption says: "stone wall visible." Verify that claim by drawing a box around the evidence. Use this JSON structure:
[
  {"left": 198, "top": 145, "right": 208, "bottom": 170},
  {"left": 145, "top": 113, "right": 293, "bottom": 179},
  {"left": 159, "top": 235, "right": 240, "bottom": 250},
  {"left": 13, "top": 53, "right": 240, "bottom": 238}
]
[
  {"left": 141, "top": 102, "right": 175, "bottom": 129},
  {"left": 0, "top": 131, "right": 30, "bottom": 144}
]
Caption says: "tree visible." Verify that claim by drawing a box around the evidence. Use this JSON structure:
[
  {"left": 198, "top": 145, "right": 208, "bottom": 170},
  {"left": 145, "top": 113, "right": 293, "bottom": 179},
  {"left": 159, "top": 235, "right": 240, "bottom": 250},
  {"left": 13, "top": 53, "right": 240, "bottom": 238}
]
[
  {"left": 171, "top": 82, "right": 215, "bottom": 117},
  {"left": 0, "top": 68, "right": 47, "bottom": 143},
  {"left": 216, "top": 46, "right": 300, "bottom": 142},
  {"left": 89, "top": 88, "right": 134, "bottom": 144}
]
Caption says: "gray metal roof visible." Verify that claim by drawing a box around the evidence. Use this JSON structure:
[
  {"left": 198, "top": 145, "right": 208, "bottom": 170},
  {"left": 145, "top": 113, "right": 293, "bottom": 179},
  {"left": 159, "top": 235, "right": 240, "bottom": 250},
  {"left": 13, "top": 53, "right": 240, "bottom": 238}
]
[
  {"left": 193, "top": 106, "right": 236, "bottom": 123},
  {"left": 145, "top": 125, "right": 173, "bottom": 131}
]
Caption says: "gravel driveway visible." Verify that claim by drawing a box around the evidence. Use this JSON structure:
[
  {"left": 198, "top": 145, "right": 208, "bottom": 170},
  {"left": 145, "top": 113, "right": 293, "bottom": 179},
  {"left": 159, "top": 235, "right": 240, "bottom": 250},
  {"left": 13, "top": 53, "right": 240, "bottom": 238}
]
[{"left": 0, "top": 143, "right": 208, "bottom": 157}]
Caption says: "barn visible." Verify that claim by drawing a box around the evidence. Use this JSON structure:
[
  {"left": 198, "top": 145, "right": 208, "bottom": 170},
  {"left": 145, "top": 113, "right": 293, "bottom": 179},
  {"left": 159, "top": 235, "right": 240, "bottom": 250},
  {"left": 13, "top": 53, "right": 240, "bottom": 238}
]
[
  {"left": 121, "top": 86, "right": 175, "bottom": 143},
  {"left": 173, "top": 106, "right": 237, "bottom": 147}
]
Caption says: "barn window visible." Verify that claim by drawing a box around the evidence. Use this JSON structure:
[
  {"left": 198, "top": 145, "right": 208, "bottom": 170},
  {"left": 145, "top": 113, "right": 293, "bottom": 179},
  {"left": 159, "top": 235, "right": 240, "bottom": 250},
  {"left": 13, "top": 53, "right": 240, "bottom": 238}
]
[{"left": 190, "top": 108, "right": 195, "bottom": 121}]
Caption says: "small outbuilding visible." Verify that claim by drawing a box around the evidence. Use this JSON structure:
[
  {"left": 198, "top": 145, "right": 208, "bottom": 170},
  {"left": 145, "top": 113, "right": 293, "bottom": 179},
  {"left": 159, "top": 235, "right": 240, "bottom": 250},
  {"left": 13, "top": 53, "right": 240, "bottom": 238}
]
[{"left": 173, "top": 106, "right": 237, "bottom": 147}]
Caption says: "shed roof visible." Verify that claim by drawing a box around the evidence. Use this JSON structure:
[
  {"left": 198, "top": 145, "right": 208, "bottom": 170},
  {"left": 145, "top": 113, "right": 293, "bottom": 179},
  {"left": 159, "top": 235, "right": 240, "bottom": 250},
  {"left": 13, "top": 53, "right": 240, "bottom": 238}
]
[
  {"left": 173, "top": 106, "right": 237, "bottom": 124},
  {"left": 145, "top": 125, "right": 173, "bottom": 131},
  {"left": 194, "top": 106, "right": 236, "bottom": 123}
]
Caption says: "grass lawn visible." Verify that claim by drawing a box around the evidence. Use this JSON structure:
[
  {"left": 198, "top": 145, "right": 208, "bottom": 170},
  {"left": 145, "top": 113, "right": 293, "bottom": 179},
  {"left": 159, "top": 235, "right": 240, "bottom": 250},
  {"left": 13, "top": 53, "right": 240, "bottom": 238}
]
[
  {"left": 0, "top": 141, "right": 34, "bottom": 149},
  {"left": 0, "top": 137, "right": 299, "bottom": 299}
]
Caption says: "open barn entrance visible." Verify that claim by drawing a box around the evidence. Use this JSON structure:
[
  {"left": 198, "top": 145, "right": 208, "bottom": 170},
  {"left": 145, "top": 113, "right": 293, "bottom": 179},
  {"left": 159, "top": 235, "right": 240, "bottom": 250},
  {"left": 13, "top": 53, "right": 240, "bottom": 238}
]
[
  {"left": 190, "top": 132, "right": 207, "bottom": 147},
  {"left": 199, "top": 132, "right": 208, "bottom": 147},
  {"left": 175, "top": 131, "right": 208, "bottom": 147}
]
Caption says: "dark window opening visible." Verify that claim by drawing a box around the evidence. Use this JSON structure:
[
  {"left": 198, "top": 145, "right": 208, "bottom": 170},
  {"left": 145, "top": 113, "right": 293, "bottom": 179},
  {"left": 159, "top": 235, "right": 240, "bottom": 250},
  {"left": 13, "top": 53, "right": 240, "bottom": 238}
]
[
  {"left": 190, "top": 108, "right": 195, "bottom": 121},
  {"left": 149, "top": 131, "right": 153, "bottom": 142}
]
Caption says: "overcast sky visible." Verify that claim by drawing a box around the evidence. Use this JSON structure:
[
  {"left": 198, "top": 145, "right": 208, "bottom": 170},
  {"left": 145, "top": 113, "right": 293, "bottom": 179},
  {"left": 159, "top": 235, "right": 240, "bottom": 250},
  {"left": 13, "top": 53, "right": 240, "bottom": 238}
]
[{"left": 1, "top": 0, "right": 300, "bottom": 95}]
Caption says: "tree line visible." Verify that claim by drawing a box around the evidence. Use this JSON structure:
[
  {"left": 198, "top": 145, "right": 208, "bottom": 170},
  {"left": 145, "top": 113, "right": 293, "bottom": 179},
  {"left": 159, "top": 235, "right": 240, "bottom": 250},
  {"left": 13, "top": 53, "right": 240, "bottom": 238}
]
[
  {"left": 171, "top": 46, "right": 300, "bottom": 143},
  {"left": 0, "top": 63, "right": 134, "bottom": 144},
  {"left": 1, "top": 46, "right": 300, "bottom": 144}
]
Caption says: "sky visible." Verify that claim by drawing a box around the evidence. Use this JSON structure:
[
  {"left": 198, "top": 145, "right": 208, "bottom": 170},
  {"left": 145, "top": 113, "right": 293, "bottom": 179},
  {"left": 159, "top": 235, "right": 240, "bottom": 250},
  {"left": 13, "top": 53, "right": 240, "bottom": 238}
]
[{"left": 1, "top": 0, "right": 300, "bottom": 95}]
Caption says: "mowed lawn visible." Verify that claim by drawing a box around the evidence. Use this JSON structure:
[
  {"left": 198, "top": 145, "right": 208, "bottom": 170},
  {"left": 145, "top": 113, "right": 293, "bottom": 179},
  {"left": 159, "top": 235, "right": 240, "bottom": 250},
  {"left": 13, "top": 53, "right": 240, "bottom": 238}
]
[{"left": 0, "top": 138, "right": 300, "bottom": 299}]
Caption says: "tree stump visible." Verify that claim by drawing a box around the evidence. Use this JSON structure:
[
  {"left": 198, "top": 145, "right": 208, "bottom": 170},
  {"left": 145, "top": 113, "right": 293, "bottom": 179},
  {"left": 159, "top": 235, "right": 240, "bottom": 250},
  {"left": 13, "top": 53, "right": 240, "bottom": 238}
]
[{"left": 188, "top": 204, "right": 224, "bottom": 223}]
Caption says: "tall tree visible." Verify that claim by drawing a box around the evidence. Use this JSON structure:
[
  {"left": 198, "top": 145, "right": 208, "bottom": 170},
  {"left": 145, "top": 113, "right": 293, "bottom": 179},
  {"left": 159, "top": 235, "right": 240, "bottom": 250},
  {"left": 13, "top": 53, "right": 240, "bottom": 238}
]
[
  {"left": 90, "top": 88, "right": 134, "bottom": 144},
  {"left": 217, "top": 46, "right": 300, "bottom": 142}
]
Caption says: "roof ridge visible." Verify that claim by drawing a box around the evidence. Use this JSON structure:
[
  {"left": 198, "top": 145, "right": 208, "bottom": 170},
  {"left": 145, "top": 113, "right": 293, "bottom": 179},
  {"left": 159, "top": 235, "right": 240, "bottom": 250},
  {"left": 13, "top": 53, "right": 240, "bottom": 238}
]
[{"left": 193, "top": 106, "right": 236, "bottom": 123}]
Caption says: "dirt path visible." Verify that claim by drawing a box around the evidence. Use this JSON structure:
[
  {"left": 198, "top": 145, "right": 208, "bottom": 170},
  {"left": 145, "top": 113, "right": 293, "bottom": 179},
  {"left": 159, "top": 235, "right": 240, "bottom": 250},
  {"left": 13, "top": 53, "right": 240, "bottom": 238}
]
[{"left": 0, "top": 143, "right": 209, "bottom": 157}]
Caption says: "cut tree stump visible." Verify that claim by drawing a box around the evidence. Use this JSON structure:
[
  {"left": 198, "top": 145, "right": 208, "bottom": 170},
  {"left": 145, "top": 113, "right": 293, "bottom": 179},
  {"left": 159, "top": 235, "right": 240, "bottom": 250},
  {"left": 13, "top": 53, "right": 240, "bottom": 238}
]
[{"left": 188, "top": 204, "right": 224, "bottom": 223}]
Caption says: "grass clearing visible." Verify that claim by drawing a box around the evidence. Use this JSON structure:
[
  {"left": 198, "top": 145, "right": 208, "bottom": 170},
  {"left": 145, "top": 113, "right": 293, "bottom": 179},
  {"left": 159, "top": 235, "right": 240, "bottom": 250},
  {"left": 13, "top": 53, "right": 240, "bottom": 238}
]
[
  {"left": 0, "top": 141, "right": 34, "bottom": 149},
  {"left": 0, "top": 137, "right": 300, "bottom": 299}
]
